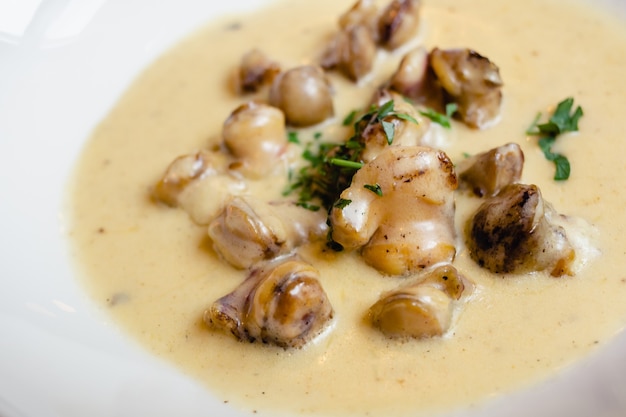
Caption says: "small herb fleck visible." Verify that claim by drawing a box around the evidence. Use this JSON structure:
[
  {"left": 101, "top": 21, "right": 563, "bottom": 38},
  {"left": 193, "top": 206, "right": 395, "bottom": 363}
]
[
  {"left": 334, "top": 198, "right": 352, "bottom": 209},
  {"left": 287, "top": 131, "right": 300, "bottom": 144},
  {"left": 419, "top": 103, "right": 458, "bottom": 128},
  {"left": 364, "top": 183, "right": 383, "bottom": 196},
  {"left": 381, "top": 120, "right": 395, "bottom": 145},
  {"left": 343, "top": 110, "right": 358, "bottom": 126}
]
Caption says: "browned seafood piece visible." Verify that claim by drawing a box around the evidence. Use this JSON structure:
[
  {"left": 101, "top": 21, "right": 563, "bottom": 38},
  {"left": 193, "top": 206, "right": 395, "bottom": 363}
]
[
  {"left": 236, "top": 49, "right": 281, "bottom": 93},
  {"left": 467, "top": 183, "right": 575, "bottom": 277},
  {"left": 457, "top": 143, "right": 524, "bottom": 197},
  {"left": 430, "top": 47, "right": 503, "bottom": 129},
  {"left": 338, "top": 0, "right": 378, "bottom": 32},
  {"left": 222, "top": 101, "right": 287, "bottom": 178},
  {"left": 269, "top": 65, "right": 334, "bottom": 127},
  {"left": 388, "top": 47, "right": 443, "bottom": 108},
  {"left": 321, "top": 24, "right": 377, "bottom": 81},
  {"left": 208, "top": 196, "right": 328, "bottom": 269},
  {"left": 356, "top": 91, "right": 431, "bottom": 162},
  {"left": 377, "top": 0, "right": 422, "bottom": 50},
  {"left": 369, "top": 264, "right": 472, "bottom": 338},
  {"left": 330, "top": 146, "right": 458, "bottom": 276},
  {"left": 418, "top": 263, "right": 473, "bottom": 300},
  {"left": 152, "top": 149, "right": 228, "bottom": 207},
  {"left": 205, "top": 256, "right": 334, "bottom": 348}
]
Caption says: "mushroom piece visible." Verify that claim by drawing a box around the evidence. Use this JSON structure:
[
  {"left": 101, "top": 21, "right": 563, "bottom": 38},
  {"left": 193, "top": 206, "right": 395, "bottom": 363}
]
[
  {"left": 430, "top": 48, "right": 503, "bottom": 129},
  {"left": 208, "top": 196, "right": 328, "bottom": 269},
  {"left": 330, "top": 146, "right": 458, "bottom": 276},
  {"left": 204, "top": 256, "right": 334, "bottom": 348},
  {"left": 377, "top": 0, "right": 422, "bottom": 50},
  {"left": 269, "top": 65, "right": 334, "bottom": 127},
  {"left": 320, "top": 24, "right": 377, "bottom": 81},
  {"left": 369, "top": 264, "right": 472, "bottom": 338},
  {"left": 388, "top": 47, "right": 443, "bottom": 108},
  {"left": 357, "top": 91, "right": 431, "bottom": 162},
  {"left": 222, "top": 101, "right": 288, "bottom": 178},
  {"left": 457, "top": 143, "right": 524, "bottom": 197},
  {"left": 467, "top": 183, "right": 576, "bottom": 277},
  {"left": 236, "top": 49, "right": 281, "bottom": 94}
]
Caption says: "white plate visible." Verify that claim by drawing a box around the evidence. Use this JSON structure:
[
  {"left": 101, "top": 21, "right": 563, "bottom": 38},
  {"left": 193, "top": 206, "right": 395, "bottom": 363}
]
[{"left": 1, "top": 1, "right": 626, "bottom": 416}]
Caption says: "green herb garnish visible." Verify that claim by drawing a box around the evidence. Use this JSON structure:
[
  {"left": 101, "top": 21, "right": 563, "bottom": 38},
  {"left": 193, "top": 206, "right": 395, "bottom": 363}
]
[
  {"left": 419, "top": 103, "right": 458, "bottom": 128},
  {"left": 287, "top": 131, "right": 300, "bottom": 144},
  {"left": 284, "top": 100, "right": 413, "bottom": 213},
  {"left": 343, "top": 110, "right": 358, "bottom": 126},
  {"left": 526, "top": 97, "right": 583, "bottom": 181},
  {"left": 364, "top": 183, "right": 383, "bottom": 196},
  {"left": 334, "top": 198, "right": 352, "bottom": 209}
]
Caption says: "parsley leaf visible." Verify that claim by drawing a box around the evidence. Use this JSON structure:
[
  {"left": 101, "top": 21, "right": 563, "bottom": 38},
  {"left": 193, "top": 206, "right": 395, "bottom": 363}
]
[
  {"left": 419, "top": 103, "right": 458, "bottom": 128},
  {"left": 381, "top": 120, "right": 395, "bottom": 145},
  {"left": 343, "top": 110, "right": 358, "bottom": 126},
  {"left": 527, "top": 97, "right": 582, "bottom": 181},
  {"left": 287, "top": 131, "right": 300, "bottom": 144},
  {"left": 334, "top": 198, "right": 352, "bottom": 209},
  {"left": 527, "top": 97, "right": 583, "bottom": 136},
  {"left": 364, "top": 183, "right": 383, "bottom": 196}
]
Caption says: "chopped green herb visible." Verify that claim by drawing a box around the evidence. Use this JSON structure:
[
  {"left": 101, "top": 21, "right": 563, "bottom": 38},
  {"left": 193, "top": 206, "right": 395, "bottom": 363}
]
[
  {"left": 343, "top": 110, "right": 358, "bottom": 126},
  {"left": 287, "top": 131, "right": 300, "bottom": 144},
  {"left": 462, "top": 152, "right": 472, "bottom": 159},
  {"left": 527, "top": 97, "right": 582, "bottom": 181},
  {"left": 529, "top": 98, "right": 583, "bottom": 136},
  {"left": 329, "top": 158, "right": 364, "bottom": 169},
  {"left": 538, "top": 137, "right": 571, "bottom": 181},
  {"left": 296, "top": 201, "right": 321, "bottom": 212},
  {"left": 395, "top": 112, "right": 419, "bottom": 125},
  {"left": 381, "top": 120, "right": 395, "bottom": 145},
  {"left": 419, "top": 103, "right": 458, "bottom": 128},
  {"left": 314, "top": 131, "right": 322, "bottom": 140},
  {"left": 377, "top": 100, "right": 395, "bottom": 119},
  {"left": 364, "top": 183, "right": 383, "bottom": 196},
  {"left": 334, "top": 198, "right": 352, "bottom": 209},
  {"left": 284, "top": 100, "right": 416, "bottom": 213}
]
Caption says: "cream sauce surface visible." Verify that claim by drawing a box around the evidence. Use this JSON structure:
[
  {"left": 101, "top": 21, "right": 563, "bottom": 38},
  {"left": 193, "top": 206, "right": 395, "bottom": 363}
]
[{"left": 69, "top": 0, "right": 626, "bottom": 416}]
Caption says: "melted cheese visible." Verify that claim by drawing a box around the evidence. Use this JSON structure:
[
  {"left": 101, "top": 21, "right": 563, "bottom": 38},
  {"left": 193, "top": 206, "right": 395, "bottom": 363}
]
[{"left": 68, "top": 0, "right": 626, "bottom": 415}]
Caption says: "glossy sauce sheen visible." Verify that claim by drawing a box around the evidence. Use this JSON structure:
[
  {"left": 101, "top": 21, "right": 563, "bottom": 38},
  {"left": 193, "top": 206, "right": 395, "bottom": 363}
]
[{"left": 69, "top": 0, "right": 626, "bottom": 416}]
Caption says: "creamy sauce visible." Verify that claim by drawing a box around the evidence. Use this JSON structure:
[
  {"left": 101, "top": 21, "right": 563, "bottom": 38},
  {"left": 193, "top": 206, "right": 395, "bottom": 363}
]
[{"left": 68, "top": 0, "right": 626, "bottom": 416}]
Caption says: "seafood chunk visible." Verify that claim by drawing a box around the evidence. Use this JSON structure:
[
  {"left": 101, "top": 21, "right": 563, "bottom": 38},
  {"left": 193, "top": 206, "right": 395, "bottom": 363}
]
[
  {"left": 388, "top": 47, "right": 442, "bottom": 107},
  {"left": 377, "top": 0, "right": 422, "bottom": 50},
  {"left": 357, "top": 91, "right": 431, "bottom": 162},
  {"left": 208, "top": 196, "right": 328, "bottom": 269},
  {"left": 153, "top": 150, "right": 222, "bottom": 207},
  {"left": 457, "top": 143, "right": 524, "bottom": 197},
  {"left": 467, "top": 183, "right": 575, "bottom": 276},
  {"left": 321, "top": 24, "right": 377, "bottom": 81},
  {"left": 205, "top": 257, "right": 334, "bottom": 348},
  {"left": 330, "top": 146, "right": 458, "bottom": 275},
  {"left": 338, "top": 0, "right": 378, "bottom": 32},
  {"left": 269, "top": 65, "right": 334, "bottom": 127},
  {"left": 430, "top": 48, "right": 503, "bottom": 129},
  {"left": 236, "top": 49, "right": 281, "bottom": 93},
  {"left": 222, "top": 102, "right": 288, "bottom": 178},
  {"left": 152, "top": 150, "right": 245, "bottom": 224},
  {"left": 369, "top": 264, "right": 472, "bottom": 338}
]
